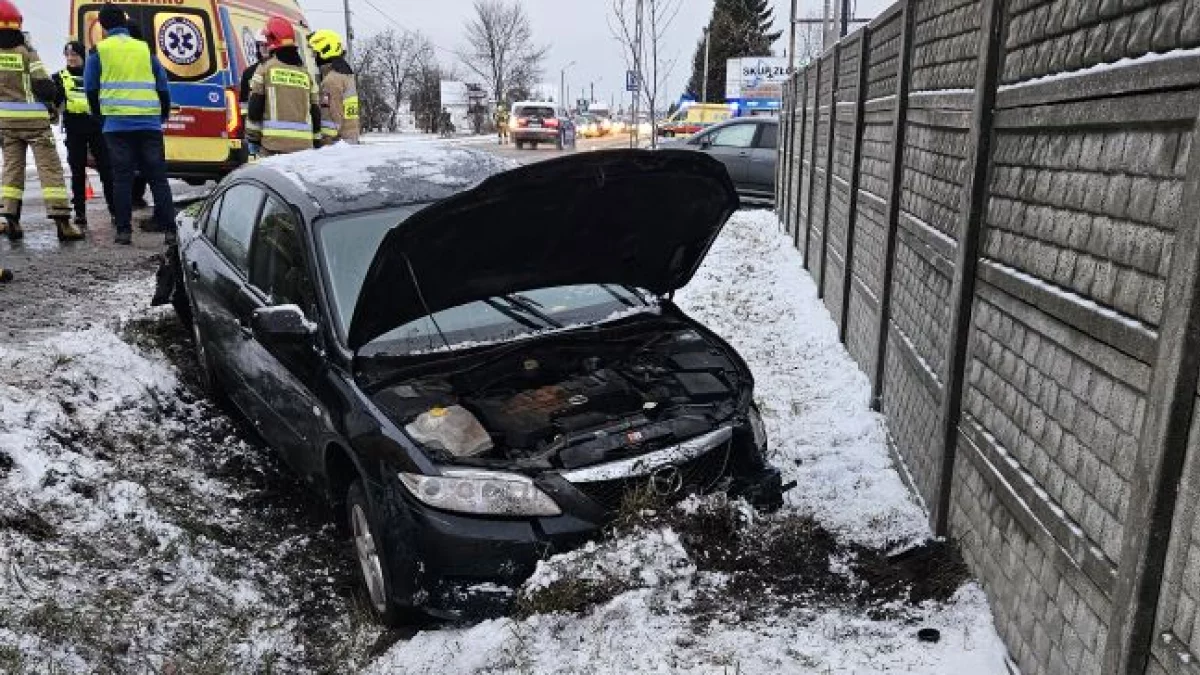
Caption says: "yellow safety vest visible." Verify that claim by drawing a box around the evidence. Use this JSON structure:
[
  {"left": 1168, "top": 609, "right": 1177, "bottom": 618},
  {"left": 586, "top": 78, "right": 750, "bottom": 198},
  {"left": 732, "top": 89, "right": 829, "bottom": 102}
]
[
  {"left": 263, "top": 64, "right": 314, "bottom": 141},
  {"left": 96, "top": 35, "right": 159, "bottom": 117},
  {"left": 0, "top": 49, "right": 50, "bottom": 121},
  {"left": 59, "top": 70, "right": 89, "bottom": 114}
]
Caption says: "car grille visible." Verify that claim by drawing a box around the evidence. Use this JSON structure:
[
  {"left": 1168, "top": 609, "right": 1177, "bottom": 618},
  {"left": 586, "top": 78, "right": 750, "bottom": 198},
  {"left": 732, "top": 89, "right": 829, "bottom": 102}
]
[{"left": 570, "top": 440, "right": 731, "bottom": 513}]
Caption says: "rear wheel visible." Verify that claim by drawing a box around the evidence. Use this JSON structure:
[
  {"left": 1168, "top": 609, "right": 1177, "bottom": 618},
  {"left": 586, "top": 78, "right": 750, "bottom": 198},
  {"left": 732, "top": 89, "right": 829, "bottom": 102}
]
[
  {"left": 532, "top": 142, "right": 538, "bottom": 150},
  {"left": 515, "top": 140, "right": 524, "bottom": 149},
  {"left": 190, "top": 317, "right": 226, "bottom": 404}
]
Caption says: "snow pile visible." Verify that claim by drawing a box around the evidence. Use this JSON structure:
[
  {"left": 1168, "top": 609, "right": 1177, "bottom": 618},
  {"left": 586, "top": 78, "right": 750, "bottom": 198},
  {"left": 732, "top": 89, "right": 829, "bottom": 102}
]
[
  {"left": 366, "top": 210, "right": 1008, "bottom": 674},
  {"left": 676, "top": 209, "right": 929, "bottom": 548},
  {"left": 0, "top": 281, "right": 376, "bottom": 672}
]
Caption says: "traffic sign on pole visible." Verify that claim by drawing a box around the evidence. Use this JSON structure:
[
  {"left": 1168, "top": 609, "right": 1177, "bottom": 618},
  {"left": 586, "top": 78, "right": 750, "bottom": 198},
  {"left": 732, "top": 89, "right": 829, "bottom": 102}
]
[{"left": 625, "top": 70, "right": 640, "bottom": 92}]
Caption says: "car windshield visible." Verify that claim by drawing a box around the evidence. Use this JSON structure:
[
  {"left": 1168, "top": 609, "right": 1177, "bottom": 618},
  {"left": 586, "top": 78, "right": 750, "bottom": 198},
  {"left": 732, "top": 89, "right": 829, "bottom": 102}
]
[
  {"left": 317, "top": 207, "right": 653, "bottom": 353},
  {"left": 362, "top": 283, "right": 651, "bottom": 356}
]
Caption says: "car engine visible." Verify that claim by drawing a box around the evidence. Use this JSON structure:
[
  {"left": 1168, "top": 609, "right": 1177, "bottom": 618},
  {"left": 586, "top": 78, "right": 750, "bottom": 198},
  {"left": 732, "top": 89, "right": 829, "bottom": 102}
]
[{"left": 371, "top": 325, "right": 746, "bottom": 468}]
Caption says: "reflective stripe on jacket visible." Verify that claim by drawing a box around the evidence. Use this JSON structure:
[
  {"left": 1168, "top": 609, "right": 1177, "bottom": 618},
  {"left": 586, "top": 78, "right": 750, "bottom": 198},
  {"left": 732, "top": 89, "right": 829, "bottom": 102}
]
[
  {"left": 59, "top": 70, "right": 89, "bottom": 114},
  {"left": 0, "top": 48, "right": 50, "bottom": 125},
  {"left": 317, "top": 67, "right": 359, "bottom": 144},
  {"left": 251, "top": 56, "right": 318, "bottom": 153},
  {"left": 96, "top": 36, "right": 158, "bottom": 117}
]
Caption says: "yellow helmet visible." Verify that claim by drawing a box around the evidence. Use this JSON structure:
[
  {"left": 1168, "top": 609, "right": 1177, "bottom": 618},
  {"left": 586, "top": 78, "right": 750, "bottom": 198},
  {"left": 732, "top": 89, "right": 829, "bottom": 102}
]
[{"left": 308, "top": 29, "right": 345, "bottom": 59}]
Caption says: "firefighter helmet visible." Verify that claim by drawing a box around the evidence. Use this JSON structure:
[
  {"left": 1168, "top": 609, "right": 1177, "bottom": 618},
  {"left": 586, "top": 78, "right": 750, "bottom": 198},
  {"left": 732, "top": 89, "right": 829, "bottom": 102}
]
[
  {"left": 0, "top": 0, "right": 22, "bottom": 30},
  {"left": 307, "top": 29, "right": 344, "bottom": 60},
  {"left": 263, "top": 15, "right": 295, "bottom": 51}
]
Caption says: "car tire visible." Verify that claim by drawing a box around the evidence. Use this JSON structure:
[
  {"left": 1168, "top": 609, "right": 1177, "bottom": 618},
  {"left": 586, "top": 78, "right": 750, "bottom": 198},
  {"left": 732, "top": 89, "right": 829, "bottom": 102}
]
[
  {"left": 515, "top": 140, "right": 524, "bottom": 149},
  {"left": 556, "top": 139, "right": 563, "bottom": 151},
  {"left": 347, "top": 479, "right": 414, "bottom": 626},
  {"left": 532, "top": 142, "right": 538, "bottom": 150}
]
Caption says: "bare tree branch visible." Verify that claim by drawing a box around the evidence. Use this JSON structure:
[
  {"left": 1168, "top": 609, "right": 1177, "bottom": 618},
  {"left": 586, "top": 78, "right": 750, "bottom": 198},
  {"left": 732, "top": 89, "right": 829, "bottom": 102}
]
[
  {"left": 610, "top": 0, "right": 683, "bottom": 147},
  {"left": 458, "top": 0, "right": 548, "bottom": 105}
]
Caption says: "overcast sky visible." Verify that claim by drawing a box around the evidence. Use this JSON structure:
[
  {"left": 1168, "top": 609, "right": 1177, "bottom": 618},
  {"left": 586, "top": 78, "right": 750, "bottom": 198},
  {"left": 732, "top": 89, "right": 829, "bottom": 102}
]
[{"left": 28, "top": 0, "right": 890, "bottom": 108}]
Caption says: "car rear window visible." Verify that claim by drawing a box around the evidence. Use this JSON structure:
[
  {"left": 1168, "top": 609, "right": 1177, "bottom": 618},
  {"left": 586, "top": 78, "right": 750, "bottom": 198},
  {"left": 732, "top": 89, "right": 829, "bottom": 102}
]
[{"left": 516, "top": 106, "right": 555, "bottom": 118}]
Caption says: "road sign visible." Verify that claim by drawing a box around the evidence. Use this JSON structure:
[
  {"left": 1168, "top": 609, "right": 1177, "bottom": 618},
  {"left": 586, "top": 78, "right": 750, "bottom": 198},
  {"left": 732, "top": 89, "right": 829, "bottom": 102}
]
[{"left": 625, "top": 70, "right": 640, "bottom": 92}]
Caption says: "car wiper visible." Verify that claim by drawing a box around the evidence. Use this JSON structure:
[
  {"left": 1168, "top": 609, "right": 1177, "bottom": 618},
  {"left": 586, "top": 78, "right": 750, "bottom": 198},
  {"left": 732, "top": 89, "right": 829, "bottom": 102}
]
[
  {"left": 600, "top": 284, "right": 639, "bottom": 308},
  {"left": 482, "top": 298, "right": 545, "bottom": 329},
  {"left": 504, "top": 294, "right": 562, "bottom": 328}
]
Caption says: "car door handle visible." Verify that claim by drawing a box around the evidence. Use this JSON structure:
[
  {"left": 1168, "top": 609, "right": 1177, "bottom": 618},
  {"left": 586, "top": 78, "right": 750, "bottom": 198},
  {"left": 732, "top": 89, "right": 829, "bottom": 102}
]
[{"left": 737, "top": 151, "right": 750, "bottom": 157}]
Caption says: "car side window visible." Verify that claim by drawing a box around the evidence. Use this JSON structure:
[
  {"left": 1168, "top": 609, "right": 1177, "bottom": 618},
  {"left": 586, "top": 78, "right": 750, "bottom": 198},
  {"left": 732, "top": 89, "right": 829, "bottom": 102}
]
[
  {"left": 757, "top": 123, "right": 778, "bottom": 150},
  {"left": 202, "top": 195, "right": 223, "bottom": 240},
  {"left": 710, "top": 123, "right": 757, "bottom": 148},
  {"left": 249, "top": 197, "right": 316, "bottom": 313},
  {"left": 214, "top": 185, "right": 264, "bottom": 275}
]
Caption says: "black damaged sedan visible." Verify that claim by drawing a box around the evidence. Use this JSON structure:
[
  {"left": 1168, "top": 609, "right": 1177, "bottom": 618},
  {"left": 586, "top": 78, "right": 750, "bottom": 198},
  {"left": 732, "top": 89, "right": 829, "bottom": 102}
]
[{"left": 175, "top": 144, "right": 784, "bottom": 623}]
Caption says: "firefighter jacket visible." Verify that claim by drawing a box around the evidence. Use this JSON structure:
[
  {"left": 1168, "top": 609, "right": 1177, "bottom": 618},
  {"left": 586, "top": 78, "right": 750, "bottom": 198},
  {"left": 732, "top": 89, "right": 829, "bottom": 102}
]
[
  {"left": 247, "top": 53, "right": 320, "bottom": 154},
  {"left": 0, "top": 44, "right": 54, "bottom": 130},
  {"left": 317, "top": 60, "right": 359, "bottom": 144}
]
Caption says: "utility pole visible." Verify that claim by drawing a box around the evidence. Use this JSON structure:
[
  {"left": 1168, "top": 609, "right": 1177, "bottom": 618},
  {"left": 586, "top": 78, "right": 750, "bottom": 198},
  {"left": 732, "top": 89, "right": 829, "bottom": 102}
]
[
  {"left": 632, "top": 0, "right": 643, "bottom": 148},
  {"left": 841, "top": 0, "right": 851, "bottom": 36},
  {"left": 342, "top": 0, "right": 354, "bottom": 59},
  {"left": 591, "top": 82, "right": 595, "bottom": 104},
  {"left": 788, "top": 0, "right": 797, "bottom": 73},
  {"left": 701, "top": 26, "right": 711, "bottom": 102}
]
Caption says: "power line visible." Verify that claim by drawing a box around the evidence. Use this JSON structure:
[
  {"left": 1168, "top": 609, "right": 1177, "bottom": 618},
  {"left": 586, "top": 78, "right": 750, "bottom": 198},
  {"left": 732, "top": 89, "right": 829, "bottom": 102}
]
[{"left": 352, "top": 0, "right": 457, "bottom": 55}]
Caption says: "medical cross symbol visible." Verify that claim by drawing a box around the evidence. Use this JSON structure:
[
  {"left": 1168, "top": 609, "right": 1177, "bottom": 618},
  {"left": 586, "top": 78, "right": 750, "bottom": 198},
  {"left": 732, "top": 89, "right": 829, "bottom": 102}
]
[{"left": 159, "top": 17, "right": 203, "bottom": 66}]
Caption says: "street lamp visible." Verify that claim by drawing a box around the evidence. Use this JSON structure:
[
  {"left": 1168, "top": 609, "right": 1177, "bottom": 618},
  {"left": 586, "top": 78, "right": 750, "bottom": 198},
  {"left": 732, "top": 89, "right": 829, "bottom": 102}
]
[
  {"left": 701, "top": 26, "right": 711, "bottom": 103},
  {"left": 560, "top": 60, "right": 576, "bottom": 114}
]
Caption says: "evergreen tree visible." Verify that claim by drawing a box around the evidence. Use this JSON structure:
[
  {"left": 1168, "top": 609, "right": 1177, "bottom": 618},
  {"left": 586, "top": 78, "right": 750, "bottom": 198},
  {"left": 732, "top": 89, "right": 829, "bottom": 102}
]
[{"left": 685, "top": 0, "right": 782, "bottom": 102}]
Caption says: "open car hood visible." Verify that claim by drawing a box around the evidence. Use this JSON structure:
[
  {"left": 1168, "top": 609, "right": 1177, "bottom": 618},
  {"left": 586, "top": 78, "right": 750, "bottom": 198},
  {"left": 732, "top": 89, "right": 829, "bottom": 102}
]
[{"left": 347, "top": 149, "right": 739, "bottom": 351}]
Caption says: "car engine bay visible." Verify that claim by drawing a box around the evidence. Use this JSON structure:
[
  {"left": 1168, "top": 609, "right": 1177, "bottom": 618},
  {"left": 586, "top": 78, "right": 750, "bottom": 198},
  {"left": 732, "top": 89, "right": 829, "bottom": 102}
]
[{"left": 369, "top": 321, "right": 749, "bottom": 469}]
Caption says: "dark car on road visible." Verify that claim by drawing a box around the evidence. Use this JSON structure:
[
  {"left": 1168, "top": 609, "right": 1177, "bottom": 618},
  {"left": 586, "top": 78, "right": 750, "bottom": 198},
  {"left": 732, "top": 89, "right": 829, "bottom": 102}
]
[
  {"left": 510, "top": 101, "right": 565, "bottom": 150},
  {"left": 174, "top": 144, "right": 784, "bottom": 623},
  {"left": 666, "top": 117, "right": 778, "bottom": 206}
]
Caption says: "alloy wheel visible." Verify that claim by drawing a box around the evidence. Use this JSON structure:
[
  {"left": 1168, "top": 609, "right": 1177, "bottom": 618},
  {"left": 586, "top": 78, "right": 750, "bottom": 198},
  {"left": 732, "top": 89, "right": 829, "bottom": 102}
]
[{"left": 352, "top": 503, "right": 388, "bottom": 614}]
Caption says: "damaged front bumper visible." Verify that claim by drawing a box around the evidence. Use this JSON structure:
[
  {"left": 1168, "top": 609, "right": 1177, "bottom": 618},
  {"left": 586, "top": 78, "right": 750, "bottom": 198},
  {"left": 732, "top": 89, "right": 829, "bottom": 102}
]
[{"left": 377, "top": 419, "right": 786, "bottom": 618}]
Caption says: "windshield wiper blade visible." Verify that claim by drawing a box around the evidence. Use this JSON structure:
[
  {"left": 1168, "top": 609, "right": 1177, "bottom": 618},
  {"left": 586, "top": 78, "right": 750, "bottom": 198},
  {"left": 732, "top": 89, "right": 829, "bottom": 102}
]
[
  {"left": 504, "top": 294, "right": 562, "bottom": 328},
  {"left": 600, "top": 284, "right": 639, "bottom": 308},
  {"left": 483, "top": 298, "right": 545, "bottom": 329}
]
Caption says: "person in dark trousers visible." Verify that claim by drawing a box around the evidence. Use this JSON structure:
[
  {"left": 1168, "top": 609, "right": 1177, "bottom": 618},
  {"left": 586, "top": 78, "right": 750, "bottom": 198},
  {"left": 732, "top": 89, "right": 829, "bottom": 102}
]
[
  {"left": 84, "top": 6, "right": 175, "bottom": 246},
  {"left": 53, "top": 40, "right": 113, "bottom": 228},
  {"left": 124, "top": 22, "right": 149, "bottom": 212}
]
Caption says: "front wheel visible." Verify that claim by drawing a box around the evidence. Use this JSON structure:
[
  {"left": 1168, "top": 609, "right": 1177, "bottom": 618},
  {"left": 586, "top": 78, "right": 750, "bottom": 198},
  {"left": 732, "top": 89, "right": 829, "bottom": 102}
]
[{"left": 348, "top": 479, "right": 412, "bottom": 626}]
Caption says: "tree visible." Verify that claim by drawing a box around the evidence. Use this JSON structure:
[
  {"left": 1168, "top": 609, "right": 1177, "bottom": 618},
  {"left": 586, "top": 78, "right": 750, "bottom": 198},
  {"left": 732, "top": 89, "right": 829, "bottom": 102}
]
[
  {"left": 351, "top": 38, "right": 391, "bottom": 131},
  {"left": 458, "top": 0, "right": 548, "bottom": 106},
  {"left": 610, "top": 0, "right": 682, "bottom": 148},
  {"left": 358, "top": 29, "right": 433, "bottom": 131},
  {"left": 685, "top": 0, "right": 783, "bottom": 103}
]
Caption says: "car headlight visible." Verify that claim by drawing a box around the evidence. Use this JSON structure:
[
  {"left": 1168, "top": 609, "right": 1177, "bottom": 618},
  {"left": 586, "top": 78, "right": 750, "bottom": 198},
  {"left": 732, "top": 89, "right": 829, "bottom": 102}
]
[
  {"left": 399, "top": 468, "right": 562, "bottom": 517},
  {"left": 747, "top": 405, "right": 767, "bottom": 449}
]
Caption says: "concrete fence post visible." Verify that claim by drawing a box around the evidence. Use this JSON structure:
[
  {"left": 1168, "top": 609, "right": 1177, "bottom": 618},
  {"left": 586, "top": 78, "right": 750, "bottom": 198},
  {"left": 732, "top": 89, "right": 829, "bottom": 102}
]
[
  {"left": 928, "top": 0, "right": 1006, "bottom": 535},
  {"left": 803, "top": 60, "right": 823, "bottom": 270},
  {"left": 1103, "top": 113, "right": 1200, "bottom": 675},
  {"left": 794, "top": 69, "right": 810, "bottom": 251},
  {"left": 869, "top": 0, "right": 915, "bottom": 410},
  {"left": 838, "top": 30, "right": 872, "bottom": 343},
  {"left": 785, "top": 72, "right": 801, "bottom": 238},
  {"left": 817, "top": 45, "right": 841, "bottom": 298}
]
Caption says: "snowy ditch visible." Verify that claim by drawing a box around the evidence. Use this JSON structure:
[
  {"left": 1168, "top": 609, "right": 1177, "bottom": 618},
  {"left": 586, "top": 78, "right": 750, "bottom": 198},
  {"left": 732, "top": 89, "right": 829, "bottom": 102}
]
[{"left": 0, "top": 209, "right": 1008, "bottom": 673}]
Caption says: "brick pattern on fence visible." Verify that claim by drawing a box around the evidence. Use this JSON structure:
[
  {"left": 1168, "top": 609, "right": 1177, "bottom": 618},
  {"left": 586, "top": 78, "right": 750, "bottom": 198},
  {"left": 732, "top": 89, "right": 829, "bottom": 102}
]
[
  {"left": 910, "top": 0, "right": 982, "bottom": 91},
  {"left": 985, "top": 127, "right": 1191, "bottom": 328},
  {"left": 964, "top": 290, "right": 1143, "bottom": 563},
  {"left": 866, "top": 11, "right": 904, "bottom": 101},
  {"left": 900, "top": 122, "right": 971, "bottom": 243},
  {"left": 882, "top": 331, "right": 944, "bottom": 507},
  {"left": 951, "top": 454, "right": 1109, "bottom": 675},
  {"left": 1002, "top": 0, "right": 1200, "bottom": 85},
  {"left": 889, "top": 237, "right": 951, "bottom": 380}
]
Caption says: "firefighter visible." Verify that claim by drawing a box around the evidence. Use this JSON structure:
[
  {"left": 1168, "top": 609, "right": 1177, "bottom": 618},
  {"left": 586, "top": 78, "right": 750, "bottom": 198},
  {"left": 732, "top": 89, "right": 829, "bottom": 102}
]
[
  {"left": 495, "top": 105, "right": 509, "bottom": 145},
  {"left": 84, "top": 6, "right": 175, "bottom": 246},
  {"left": 0, "top": 1, "right": 82, "bottom": 241},
  {"left": 238, "top": 29, "right": 269, "bottom": 157},
  {"left": 54, "top": 40, "right": 114, "bottom": 229},
  {"left": 246, "top": 16, "right": 321, "bottom": 157},
  {"left": 306, "top": 29, "right": 359, "bottom": 145}
]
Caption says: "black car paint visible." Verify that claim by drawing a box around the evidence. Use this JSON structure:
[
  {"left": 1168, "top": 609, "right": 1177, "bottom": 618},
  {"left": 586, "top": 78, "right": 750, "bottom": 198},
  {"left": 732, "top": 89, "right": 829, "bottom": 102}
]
[{"left": 177, "top": 149, "right": 781, "bottom": 619}]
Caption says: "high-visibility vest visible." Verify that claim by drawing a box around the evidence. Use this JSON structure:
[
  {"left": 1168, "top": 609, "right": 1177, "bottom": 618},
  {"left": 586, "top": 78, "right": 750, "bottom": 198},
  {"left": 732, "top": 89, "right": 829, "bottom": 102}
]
[
  {"left": 262, "top": 63, "right": 314, "bottom": 141},
  {"left": 0, "top": 48, "right": 50, "bottom": 121},
  {"left": 59, "top": 70, "right": 89, "bottom": 114},
  {"left": 96, "top": 35, "right": 159, "bottom": 117}
]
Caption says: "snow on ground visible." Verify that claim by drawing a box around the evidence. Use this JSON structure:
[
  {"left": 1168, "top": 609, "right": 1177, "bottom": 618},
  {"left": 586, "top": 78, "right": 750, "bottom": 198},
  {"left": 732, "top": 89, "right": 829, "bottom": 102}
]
[
  {"left": 0, "top": 280, "right": 378, "bottom": 673},
  {"left": 366, "top": 210, "right": 1009, "bottom": 674}
]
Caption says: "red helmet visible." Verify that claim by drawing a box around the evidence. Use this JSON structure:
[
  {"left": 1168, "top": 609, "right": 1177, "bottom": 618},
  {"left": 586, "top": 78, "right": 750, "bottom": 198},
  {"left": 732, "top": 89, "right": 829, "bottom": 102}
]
[
  {"left": 0, "top": 0, "right": 22, "bottom": 30},
  {"left": 263, "top": 15, "right": 295, "bottom": 51}
]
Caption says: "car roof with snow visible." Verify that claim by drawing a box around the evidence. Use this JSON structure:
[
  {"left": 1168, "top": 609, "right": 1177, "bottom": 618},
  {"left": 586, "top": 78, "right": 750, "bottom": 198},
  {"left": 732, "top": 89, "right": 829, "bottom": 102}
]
[{"left": 243, "top": 142, "right": 518, "bottom": 216}]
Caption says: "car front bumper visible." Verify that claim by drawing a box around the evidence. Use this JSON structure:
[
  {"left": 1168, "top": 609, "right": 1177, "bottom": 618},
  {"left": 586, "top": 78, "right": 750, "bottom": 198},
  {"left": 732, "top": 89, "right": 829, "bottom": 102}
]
[{"left": 375, "top": 421, "right": 784, "bottom": 618}]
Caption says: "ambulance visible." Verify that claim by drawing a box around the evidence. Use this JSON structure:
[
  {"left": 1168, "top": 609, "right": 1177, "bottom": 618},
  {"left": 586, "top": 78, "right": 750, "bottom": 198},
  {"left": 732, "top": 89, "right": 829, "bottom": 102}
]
[{"left": 70, "top": 0, "right": 313, "bottom": 184}]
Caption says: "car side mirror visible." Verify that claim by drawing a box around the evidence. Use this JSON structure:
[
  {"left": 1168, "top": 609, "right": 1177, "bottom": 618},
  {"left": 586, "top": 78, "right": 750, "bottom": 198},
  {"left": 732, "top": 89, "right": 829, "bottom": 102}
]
[
  {"left": 698, "top": 138, "right": 713, "bottom": 149},
  {"left": 251, "top": 304, "right": 316, "bottom": 343}
]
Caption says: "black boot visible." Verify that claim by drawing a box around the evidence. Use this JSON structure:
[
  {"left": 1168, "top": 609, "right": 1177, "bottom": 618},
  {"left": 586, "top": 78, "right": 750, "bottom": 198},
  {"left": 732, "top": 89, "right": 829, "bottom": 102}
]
[
  {"left": 0, "top": 267, "right": 12, "bottom": 282},
  {"left": 2, "top": 215, "right": 22, "bottom": 241},
  {"left": 73, "top": 214, "right": 87, "bottom": 229}
]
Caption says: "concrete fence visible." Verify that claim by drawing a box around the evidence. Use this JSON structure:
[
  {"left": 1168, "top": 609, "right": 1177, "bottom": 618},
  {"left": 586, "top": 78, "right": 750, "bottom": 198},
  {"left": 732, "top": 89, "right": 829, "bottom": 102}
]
[{"left": 774, "top": 0, "right": 1200, "bottom": 673}]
